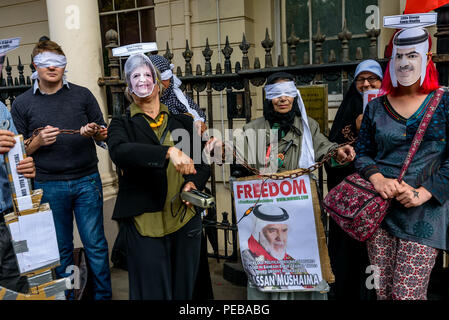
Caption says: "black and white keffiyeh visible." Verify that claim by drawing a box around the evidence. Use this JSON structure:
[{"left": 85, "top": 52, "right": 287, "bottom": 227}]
[{"left": 148, "top": 54, "right": 206, "bottom": 122}]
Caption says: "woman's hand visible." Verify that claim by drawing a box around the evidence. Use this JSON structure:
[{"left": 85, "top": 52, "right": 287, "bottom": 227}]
[
  {"left": 396, "top": 181, "right": 432, "bottom": 208},
  {"left": 194, "top": 120, "right": 206, "bottom": 136},
  {"left": 369, "top": 173, "right": 401, "bottom": 200},
  {"left": 94, "top": 126, "right": 108, "bottom": 141},
  {"left": 182, "top": 181, "right": 197, "bottom": 208},
  {"left": 335, "top": 145, "right": 355, "bottom": 164},
  {"left": 167, "top": 146, "right": 197, "bottom": 175}
]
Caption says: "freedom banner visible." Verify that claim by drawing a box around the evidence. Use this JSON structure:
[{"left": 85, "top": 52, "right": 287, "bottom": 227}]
[{"left": 233, "top": 174, "right": 333, "bottom": 292}]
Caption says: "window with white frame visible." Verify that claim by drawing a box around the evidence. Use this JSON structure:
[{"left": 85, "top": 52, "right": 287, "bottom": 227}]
[{"left": 98, "top": 0, "right": 156, "bottom": 49}]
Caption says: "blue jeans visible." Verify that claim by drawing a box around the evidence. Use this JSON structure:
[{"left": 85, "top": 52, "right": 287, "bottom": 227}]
[{"left": 34, "top": 172, "right": 112, "bottom": 300}]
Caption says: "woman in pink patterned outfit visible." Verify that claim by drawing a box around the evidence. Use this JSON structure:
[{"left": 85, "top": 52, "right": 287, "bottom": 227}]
[{"left": 355, "top": 27, "right": 447, "bottom": 300}]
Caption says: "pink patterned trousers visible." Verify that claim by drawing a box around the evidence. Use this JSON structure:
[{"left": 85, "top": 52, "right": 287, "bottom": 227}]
[{"left": 366, "top": 227, "right": 438, "bottom": 300}]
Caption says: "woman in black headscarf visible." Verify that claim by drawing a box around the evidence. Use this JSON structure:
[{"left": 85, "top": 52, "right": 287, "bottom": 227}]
[
  {"left": 231, "top": 72, "right": 355, "bottom": 300},
  {"left": 325, "top": 59, "right": 383, "bottom": 301}
]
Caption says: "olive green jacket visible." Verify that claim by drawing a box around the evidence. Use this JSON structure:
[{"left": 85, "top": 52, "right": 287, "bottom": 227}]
[{"left": 235, "top": 115, "right": 337, "bottom": 173}]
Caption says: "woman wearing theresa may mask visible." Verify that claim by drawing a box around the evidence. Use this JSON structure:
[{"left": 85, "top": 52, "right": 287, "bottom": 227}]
[
  {"left": 231, "top": 72, "right": 355, "bottom": 300},
  {"left": 107, "top": 54, "right": 210, "bottom": 300}
]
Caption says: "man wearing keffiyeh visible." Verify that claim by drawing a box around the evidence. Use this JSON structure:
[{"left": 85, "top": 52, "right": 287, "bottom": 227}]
[{"left": 148, "top": 54, "right": 207, "bottom": 135}]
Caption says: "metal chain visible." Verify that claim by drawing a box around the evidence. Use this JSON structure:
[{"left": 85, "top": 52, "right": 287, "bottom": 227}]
[
  {"left": 232, "top": 124, "right": 356, "bottom": 223},
  {"left": 24, "top": 124, "right": 103, "bottom": 148},
  {"left": 227, "top": 124, "right": 356, "bottom": 180}
]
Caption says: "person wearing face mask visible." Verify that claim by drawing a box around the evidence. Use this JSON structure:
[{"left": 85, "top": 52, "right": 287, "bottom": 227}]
[
  {"left": 355, "top": 27, "right": 448, "bottom": 300},
  {"left": 325, "top": 59, "right": 382, "bottom": 300},
  {"left": 230, "top": 72, "right": 355, "bottom": 300},
  {"left": 10, "top": 40, "right": 111, "bottom": 300},
  {"left": 107, "top": 53, "right": 210, "bottom": 300}
]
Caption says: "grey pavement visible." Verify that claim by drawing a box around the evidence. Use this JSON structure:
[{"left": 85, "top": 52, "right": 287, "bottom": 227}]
[{"left": 110, "top": 258, "right": 247, "bottom": 300}]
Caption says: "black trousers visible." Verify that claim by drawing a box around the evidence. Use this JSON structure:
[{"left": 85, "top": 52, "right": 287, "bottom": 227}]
[
  {"left": 328, "top": 218, "right": 376, "bottom": 300},
  {"left": 0, "top": 222, "right": 29, "bottom": 293},
  {"left": 123, "top": 214, "right": 202, "bottom": 300}
]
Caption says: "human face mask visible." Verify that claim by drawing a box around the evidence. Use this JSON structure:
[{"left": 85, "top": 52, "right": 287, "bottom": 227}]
[
  {"left": 389, "top": 27, "right": 429, "bottom": 87},
  {"left": 394, "top": 48, "right": 422, "bottom": 86},
  {"left": 129, "top": 65, "right": 155, "bottom": 98}
]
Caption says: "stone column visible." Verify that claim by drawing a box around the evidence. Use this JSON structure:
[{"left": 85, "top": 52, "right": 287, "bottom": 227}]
[{"left": 45, "top": 0, "right": 117, "bottom": 199}]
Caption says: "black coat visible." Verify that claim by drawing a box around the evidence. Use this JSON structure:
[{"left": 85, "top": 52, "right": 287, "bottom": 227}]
[{"left": 107, "top": 111, "right": 211, "bottom": 220}]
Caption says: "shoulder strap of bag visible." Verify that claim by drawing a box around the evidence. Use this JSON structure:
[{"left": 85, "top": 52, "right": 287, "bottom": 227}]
[{"left": 398, "top": 87, "right": 445, "bottom": 182}]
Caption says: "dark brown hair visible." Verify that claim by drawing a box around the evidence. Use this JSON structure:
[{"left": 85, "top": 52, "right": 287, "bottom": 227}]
[{"left": 32, "top": 40, "right": 65, "bottom": 59}]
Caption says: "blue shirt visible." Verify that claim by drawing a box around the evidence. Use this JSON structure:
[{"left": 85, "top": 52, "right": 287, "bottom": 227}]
[{"left": 0, "top": 101, "right": 18, "bottom": 213}]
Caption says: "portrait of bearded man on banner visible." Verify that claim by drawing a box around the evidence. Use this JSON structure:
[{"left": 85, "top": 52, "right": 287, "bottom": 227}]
[{"left": 241, "top": 204, "right": 308, "bottom": 275}]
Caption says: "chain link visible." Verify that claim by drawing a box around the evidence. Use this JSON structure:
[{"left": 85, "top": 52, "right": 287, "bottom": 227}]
[
  {"left": 227, "top": 124, "right": 356, "bottom": 180},
  {"left": 24, "top": 124, "right": 103, "bottom": 148}
]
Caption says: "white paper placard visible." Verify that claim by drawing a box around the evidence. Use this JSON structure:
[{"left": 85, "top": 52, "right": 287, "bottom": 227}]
[
  {"left": 383, "top": 13, "right": 437, "bottom": 29},
  {"left": 112, "top": 42, "right": 158, "bottom": 57},
  {"left": 0, "top": 37, "right": 20, "bottom": 55},
  {"left": 8, "top": 210, "right": 60, "bottom": 274},
  {"left": 363, "top": 89, "right": 382, "bottom": 113},
  {"left": 16, "top": 195, "right": 33, "bottom": 211},
  {"left": 7, "top": 136, "right": 32, "bottom": 198}
]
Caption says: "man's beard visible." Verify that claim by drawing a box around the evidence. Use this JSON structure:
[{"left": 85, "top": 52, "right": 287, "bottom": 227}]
[{"left": 259, "top": 233, "right": 286, "bottom": 260}]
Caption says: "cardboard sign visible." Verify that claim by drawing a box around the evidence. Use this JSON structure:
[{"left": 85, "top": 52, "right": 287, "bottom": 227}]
[
  {"left": 383, "top": 13, "right": 437, "bottom": 29},
  {"left": 8, "top": 209, "right": 60, "bottom": 274},
  {"left": 112, "top": 42, "right": 158, "bottom": 57},
  {"left": 298, "top": 85, "right": 329, "bottom": 135},
  {"left": 0, "top": 37, "right": 20, "bottom": 55},
  {"left": 363, "top": 89, "right": 382, "bottom": 113},
  {"left": 233, "top": 174, "right": 332, "bottom": 292},
  {"left": 4, "top": 135, "right": 32, "bottom": 210}
]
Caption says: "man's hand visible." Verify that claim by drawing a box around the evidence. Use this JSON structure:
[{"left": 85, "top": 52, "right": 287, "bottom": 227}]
[
  {"left": 16, "top": 156, "right": 36, "bottom": 179},
  {"left": 182, "top": 181, "right": 197, "bottom": 208},
  {"left": 396, "top": 181, "right": 432, "bottom": 208},
  {"left": 37, "top": 125, "right": 60, "bottom": 147},
  {"left": 335, "top": 145, "right": 355, "bottom": 164},
  {"left": 369, "top": 173, "right": 401, "bottom": 200},
  {"left": 25, "top": 125, "right": 59, "bottom": 155},
  {"left": 167, "top": 146, "right": 196, "bottom": 175},
  {"left": 80, "top": 123, "right": 100, "bottom": 138},
  {"left": 0, "top": 130, "right": 16, "bottom": 154}
]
